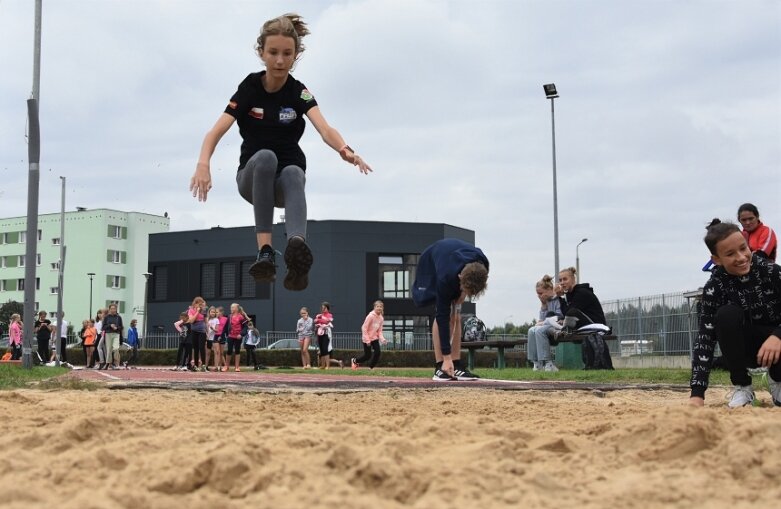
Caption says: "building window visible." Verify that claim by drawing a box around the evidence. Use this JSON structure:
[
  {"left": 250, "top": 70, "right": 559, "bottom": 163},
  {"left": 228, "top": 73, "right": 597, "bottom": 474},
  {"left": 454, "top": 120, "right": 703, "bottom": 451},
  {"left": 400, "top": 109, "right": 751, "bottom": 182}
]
[
  {"left": 0, "top": 257, "right": 5, "bottom": 268},
  {"left": 107, "top": 225, "right": 127, "bottom": 239},
  {"left": 201, "top": 263, "right": 216, "bottom": 299},
  {"left": 107, "top": 249, "right": 125, "bottom": 264},
  {"left": 17, "top": 279, "right": 24, "bottom": 291},
  {"left": 36, "top": 253, "right": 41, "bottom": 266},
  {"left": 52, "top": 237, "right": 61, "bottom": 245},
  {"left": 19, "top": 231, "right": 26, "bottom": 244},
  {"left": 153, "top": 266, "right": 168, "bottom": 300},
  {"left": 18, "top": 255, "right": 25, "bottom": 268},
  {"left": 36, "top": 278, "right": 40, "bottom": 290},
  {"left": 240, "top": 261, "right": 256, "bottom": 298},
  {"left": 221, "top": 262, "right": 237, "bottom": 298},
  {"left": 383, "top": 315, "right": 430, "bottom": 348},
  {"left": 0, "top": 280, "right": 6, "bottom": 291},
  {"left": 105, "top": 300, "right": 126, "bottom": 313},
  {"left": 37, "top": 229, "right": 42, "bottom": 241},
  {"left": 50, "top": 287, "right": 58, "bottom": 295},
  {"left": 107, "top": 275, "right": 125, "bottom": 289},
  {"left": 379, "top": 254, "right": 418, "bottom": 299},
  {"left": 51, "top": 262, "right": 60, "bottom": 271}
]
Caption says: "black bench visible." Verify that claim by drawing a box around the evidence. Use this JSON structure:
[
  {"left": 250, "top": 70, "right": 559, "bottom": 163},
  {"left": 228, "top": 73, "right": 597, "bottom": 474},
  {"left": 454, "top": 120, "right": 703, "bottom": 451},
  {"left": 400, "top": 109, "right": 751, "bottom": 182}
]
[{"left": 461, "top": 339, "right": 527, "bottom": 370}]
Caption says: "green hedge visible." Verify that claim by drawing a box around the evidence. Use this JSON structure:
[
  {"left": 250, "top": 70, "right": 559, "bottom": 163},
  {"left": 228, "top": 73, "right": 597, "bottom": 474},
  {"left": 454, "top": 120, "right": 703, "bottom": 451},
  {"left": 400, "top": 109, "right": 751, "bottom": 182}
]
[{"left": 63, "top": 348, "right": 526, "bottom": 368}]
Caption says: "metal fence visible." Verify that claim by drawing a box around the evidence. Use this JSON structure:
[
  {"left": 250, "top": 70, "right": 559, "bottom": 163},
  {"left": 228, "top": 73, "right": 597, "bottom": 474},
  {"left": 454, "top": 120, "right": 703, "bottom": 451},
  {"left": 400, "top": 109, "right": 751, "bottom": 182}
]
[
  {"left": 602, "top": 291, "right": 700, "bottom": 358},
  {"left": 135, "top": 331, "right": 528, "bottom": 352}
]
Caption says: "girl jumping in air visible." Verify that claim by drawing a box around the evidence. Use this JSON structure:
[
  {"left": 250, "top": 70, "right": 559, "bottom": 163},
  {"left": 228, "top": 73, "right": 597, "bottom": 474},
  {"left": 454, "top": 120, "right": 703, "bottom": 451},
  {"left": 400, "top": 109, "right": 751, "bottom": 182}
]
[
  {"left": 690, "top": 219, "right": 781, "bottom": 408},
  {"left": 353, "top": 300, "right": 387, "bottom": 370},
  {"left": 191, "top": 13, "right": 372, "bottom": 291}
]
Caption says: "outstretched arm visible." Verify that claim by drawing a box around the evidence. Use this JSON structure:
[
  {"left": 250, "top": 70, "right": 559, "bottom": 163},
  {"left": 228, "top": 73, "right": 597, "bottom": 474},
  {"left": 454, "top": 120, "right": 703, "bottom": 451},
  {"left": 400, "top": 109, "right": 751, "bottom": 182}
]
[
  {"left": 306, "top": 106, "right": 372, "bottom": 174},
  {"left": 191, "top": 113, "right": 236, "bottom": 201}
]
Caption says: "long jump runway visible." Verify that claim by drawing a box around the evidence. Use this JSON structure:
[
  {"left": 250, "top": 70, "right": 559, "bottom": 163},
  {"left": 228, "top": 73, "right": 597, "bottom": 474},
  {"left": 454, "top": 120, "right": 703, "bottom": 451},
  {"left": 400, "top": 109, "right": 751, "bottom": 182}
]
[{"left": 64, "top": 366, "right": 688, "bottom": 394}]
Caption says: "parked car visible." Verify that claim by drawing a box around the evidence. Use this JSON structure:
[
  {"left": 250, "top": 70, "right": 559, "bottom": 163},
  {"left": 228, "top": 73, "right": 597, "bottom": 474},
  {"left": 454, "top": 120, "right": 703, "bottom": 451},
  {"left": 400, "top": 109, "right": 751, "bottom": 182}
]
[{"left": 267, "top": 339, "right": 317, "bottom": 351}]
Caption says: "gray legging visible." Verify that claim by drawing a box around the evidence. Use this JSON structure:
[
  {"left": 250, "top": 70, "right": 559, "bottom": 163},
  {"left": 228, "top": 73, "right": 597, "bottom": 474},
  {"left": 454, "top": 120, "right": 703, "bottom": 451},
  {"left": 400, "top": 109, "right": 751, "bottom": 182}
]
[{"left": 236, "top": 149, "right": 307, "bottom": 239}]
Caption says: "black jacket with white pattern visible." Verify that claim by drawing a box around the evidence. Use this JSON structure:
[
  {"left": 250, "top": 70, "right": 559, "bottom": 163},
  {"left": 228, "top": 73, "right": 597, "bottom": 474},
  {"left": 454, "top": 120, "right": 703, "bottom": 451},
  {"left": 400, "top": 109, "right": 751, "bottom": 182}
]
[{"left": 690, "top": 254, "right": 781, "bottom": 398}]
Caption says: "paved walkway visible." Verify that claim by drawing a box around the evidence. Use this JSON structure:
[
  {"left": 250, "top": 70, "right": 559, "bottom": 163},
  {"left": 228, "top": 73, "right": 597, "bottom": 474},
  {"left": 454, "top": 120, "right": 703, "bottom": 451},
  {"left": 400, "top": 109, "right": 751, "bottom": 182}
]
[{"left": 65, "top": 366, "right": 688, "bottom": 394}]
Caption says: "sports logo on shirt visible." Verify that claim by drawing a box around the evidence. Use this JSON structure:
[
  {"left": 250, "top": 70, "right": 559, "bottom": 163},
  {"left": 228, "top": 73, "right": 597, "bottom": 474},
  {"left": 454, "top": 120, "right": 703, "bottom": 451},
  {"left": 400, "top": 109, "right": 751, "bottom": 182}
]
[
  {"left": 300, "top": 89, "right": 314, "bottom": 102},
  {"left": 249, "top": 107, "right": 264, "bottom": 119},
  {"left": 279, "top": 107, "right": 297, "bottom": 124}
]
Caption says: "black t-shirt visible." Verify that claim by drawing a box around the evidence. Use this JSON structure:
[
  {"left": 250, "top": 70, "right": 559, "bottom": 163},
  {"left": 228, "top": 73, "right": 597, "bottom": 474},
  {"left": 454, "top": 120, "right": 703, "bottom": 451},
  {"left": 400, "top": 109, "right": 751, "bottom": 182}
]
[
  {"left": 35, "top": 319, "right": 52, "bottom": 341},
  {"left": 224, "top": 71, "right": 318, "bottom": 172}
]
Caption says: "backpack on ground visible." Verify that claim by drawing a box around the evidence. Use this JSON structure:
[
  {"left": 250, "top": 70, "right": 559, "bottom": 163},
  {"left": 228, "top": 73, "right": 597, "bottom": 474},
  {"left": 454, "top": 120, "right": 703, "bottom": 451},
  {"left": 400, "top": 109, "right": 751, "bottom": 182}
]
[
  {"left": 462, "top": 316, "right": 487, "bottom": 342},
  {"left": 582, "top": 332, "right": 614, "bottom": 370}
]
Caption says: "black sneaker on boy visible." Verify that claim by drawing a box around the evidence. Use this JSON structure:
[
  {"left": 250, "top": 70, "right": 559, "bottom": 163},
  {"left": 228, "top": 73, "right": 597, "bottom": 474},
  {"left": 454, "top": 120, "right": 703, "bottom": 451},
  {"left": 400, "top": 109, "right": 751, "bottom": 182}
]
[
  {"left": 249, "top": 245, "right": 277, "bottom": 283},
  {"left": 432, "top": 362, "right": 456, "bottom": 382},
  {"left": 283, "top": 236, "right": 314, "bottom": 291},
  {"left": 453, "top": 361, "right": 479, "bottom": 381}
]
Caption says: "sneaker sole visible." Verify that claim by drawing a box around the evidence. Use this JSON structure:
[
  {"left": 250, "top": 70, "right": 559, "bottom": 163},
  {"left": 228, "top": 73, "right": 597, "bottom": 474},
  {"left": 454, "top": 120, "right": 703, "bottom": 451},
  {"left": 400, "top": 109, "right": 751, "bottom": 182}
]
[
  {"left": 455, "top": 376, "right": 479, "bottom": 381},
  {"left": 432, "top": 376, "right": 457, "bottom": 382},
  {"left": 284, "top": 237, "right": 313, "bottom": 291},
  {"left": 249, "top": 259, "right": 276, "bottom": 283}
]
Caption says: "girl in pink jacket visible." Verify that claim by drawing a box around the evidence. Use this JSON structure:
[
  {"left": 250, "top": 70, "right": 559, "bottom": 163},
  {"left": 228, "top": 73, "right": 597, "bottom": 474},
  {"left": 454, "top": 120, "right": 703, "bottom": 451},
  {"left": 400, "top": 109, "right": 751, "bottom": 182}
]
[
  {"left": 9, "top": 314, "right": 22, "bottom": 360},
  {"left": 352, "top": 301, "right": 387, "bottom": 370}
]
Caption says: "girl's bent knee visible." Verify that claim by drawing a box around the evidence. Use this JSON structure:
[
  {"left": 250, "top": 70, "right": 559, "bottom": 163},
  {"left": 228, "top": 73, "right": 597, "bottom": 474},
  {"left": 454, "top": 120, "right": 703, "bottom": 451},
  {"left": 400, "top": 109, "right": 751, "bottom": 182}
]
[{"left": 247, "top": 150, "right": 278, "bottom": 172}]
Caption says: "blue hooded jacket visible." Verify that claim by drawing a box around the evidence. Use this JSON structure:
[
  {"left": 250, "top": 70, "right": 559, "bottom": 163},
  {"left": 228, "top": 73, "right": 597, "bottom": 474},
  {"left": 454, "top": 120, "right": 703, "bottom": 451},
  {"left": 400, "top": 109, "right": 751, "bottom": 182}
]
[{"left": 412, "top": 239, "right": 489, "bottom": 355}]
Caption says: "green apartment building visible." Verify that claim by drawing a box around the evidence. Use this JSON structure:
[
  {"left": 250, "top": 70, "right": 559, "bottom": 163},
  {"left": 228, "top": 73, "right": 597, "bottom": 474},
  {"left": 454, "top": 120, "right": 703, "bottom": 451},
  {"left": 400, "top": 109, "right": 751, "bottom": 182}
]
[{"left": 0, "top": 209, "right": 169, "bottom": 327}]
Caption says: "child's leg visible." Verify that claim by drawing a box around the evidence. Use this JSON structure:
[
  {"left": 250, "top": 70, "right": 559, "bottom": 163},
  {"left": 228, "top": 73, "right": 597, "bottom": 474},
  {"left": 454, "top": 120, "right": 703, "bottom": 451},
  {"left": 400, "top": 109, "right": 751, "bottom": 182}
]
[
  {"left": 176, "top": 342, "right": 185, "bottom": 367},
  {"left": 276, "top": 166, "right": 307, "bottom": 242},
  {"left": 300, "top": 339, "right": 309, "bottom": 367},
  {"left": 204, "top": 342, "right": 211, "bottom": 367},
  {"left": 184, "top": 343, "right": 193, "bottom": 368},
  {"left": 369, "top": 340, "right": 381, "bottom": 369},
  {"left": 237, "top": 150, "right": 278, "bottom": 248},
  {"left": 355, "top": 343, "right": 372, "bottom": 365}
]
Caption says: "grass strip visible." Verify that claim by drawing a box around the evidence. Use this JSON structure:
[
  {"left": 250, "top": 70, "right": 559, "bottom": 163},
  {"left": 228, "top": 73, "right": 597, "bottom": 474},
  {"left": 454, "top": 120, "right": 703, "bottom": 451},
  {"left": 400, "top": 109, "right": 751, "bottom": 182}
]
[{"left": 0, "top": 364, "right": 70, "bottom": 390}]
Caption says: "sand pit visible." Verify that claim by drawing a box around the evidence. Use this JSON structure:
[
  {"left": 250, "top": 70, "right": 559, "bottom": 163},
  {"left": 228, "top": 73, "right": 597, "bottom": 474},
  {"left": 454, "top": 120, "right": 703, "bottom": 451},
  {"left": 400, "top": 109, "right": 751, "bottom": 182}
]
[{"left": 0, "top": 386, "right": 778, "bottom": 509}]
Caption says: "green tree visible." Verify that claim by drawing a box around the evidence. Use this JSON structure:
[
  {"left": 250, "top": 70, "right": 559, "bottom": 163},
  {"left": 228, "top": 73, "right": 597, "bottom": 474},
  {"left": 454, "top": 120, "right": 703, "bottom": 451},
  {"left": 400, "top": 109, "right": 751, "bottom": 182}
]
[{"left": 0, "top": 300, "right": 25, "bottom": 331}]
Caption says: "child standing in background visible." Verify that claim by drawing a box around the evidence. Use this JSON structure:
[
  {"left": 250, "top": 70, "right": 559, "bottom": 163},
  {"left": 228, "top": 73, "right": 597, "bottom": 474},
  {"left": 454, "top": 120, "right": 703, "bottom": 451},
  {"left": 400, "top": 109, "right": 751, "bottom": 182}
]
[
  {"left": 124, "top": 319, "right": 139, "bottom": 369},
  {"left": 353, "top": 300, "right": 387, "bottom": 370},
  {"left": 216, "top": 306, "right": 229, "bottom": 371},
  {"left": 206, "top": 307, "right": 220, "bottom": 371},
  {"left": 8, "top": 314, "right": 22, "bottom": 361},
  {"left": 173, "top": 311, "right": 193, "bottom": 371},
  {"left": 244, "top": 322, "right": 262, "bottom": 369},
  {"left": 296, "top": 307, "right": 314, "bottom": 369},
  {"left": 314, "top": 302, "right": 336, "bottom": 369}
]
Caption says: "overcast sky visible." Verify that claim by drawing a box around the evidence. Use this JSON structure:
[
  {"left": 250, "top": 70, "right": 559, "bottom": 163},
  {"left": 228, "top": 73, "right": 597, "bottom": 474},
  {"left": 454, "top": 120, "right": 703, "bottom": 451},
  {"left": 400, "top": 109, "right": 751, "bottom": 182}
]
[{"left": 1, "top": 0, "right": 779, "bottom": 327}]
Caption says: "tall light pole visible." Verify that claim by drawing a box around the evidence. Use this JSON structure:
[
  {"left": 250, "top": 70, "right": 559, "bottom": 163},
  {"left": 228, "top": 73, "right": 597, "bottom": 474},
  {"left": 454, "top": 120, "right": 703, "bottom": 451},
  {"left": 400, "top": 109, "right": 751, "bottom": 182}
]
[
  {"left": 576, "top": 238, "right": 588, "bottom": 280},
  {"left": 87, "top": 272, "right": 95, "bottom": 317},
  {"left": 543, "top": 83, "right": 560, "bottom": 280},
  {"left": 142, "top": 272, "right": 152, "bottom": 344},
  {"left": 21, "top": 0, "right": 43, "bottom": 370}
]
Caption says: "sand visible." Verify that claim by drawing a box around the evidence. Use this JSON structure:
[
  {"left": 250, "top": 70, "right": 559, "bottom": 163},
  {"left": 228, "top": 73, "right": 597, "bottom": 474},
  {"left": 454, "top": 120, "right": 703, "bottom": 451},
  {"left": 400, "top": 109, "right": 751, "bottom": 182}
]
[{"left": 0, "top": 386, "right": 779, "bottom": 509}]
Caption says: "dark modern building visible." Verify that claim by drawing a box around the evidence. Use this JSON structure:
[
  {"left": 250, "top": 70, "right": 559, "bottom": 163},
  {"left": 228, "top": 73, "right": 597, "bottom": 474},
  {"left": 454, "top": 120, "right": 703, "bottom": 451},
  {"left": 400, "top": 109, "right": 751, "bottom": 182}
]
[{"left": 146, "top": 220, "right": 478, "bottom": 337}]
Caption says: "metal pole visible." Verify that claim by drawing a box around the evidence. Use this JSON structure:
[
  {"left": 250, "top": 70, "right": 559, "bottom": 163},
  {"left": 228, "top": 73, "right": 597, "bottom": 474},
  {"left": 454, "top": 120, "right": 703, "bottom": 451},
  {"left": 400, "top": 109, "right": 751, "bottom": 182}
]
[
  {"left": 21, "top": 100, "right": 40, "bottom": 369},
  {"left": 142, "top": 273, "right": 152, "bottom": 344},
  {"left": 87, "top": 273, "right": 95, "bottom": 318},
  {"left": 32, "top": 0, "right": 42, "bottom": 102},
  {"left": 54, "top": 177, "right": 65, "bottom": 366},
  {"left": 22, "top": 0, "right": 44, "bottom": 370},
  {"left": 550, "top": 98, "right": 560, "bottom": 280}
]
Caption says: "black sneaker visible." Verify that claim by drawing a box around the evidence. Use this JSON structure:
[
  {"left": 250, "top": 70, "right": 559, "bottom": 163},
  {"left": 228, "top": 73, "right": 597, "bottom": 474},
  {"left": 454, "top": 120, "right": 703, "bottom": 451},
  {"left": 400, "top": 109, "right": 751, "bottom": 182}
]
[
  {"left": 454, "top": 367, "right": 479, "bottom": 381},
  {"left": 249, "top": 245, "right": 277, "bottom": 283},
  {"left": 432, "top": 368, "right": 456, "bottom": 382},
  {"left": 284, "top": 236, "right": 313, "bottom": 291}
]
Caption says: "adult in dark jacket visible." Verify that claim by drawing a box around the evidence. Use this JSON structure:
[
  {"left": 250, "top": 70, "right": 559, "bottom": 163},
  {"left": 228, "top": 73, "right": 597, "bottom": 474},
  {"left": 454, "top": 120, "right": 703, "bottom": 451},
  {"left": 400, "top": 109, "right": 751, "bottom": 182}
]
[
  {"left": 689, "top": 219, "right": 781, "bottom": 408},
  {"left": 556, "top": 266, "right": 607, "bottom": 326},
  {"left": 412, "top": 238, "right": 489, "bottom": 381}
]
